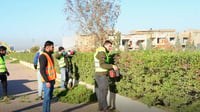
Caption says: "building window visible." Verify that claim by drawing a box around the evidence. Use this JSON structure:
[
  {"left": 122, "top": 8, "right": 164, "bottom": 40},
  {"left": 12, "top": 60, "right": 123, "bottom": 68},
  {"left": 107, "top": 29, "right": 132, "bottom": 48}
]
[
  {"left": 183, "top": 37, "right": 188, "bottom": 43},
  {"left": 122, "top": 39, "right": 129, "bottom": 46},
  {"left": 169, "top": 37, "right": 175, "bottom": 41},
  {"left": 157, "top": 38, "right": 166, "bottom": 44}
]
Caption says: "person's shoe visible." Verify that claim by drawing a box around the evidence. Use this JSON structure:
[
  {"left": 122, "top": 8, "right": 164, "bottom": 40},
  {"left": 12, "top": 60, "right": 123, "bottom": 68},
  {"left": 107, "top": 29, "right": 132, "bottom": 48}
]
[
  {"left": 98, "top": 108, "right": 103, "bottom": 112},
  {"left": 40, "top": 96, "right": 43, "bottom": 100},
  {"left": 36, "top": 96, "right": 43, "bottom": 100},
  {"left": 111, "top": 107, "right": 116, "bottom": 110},
  {"left": 2, "top": 96, "right": 9, "bottom": 101}
]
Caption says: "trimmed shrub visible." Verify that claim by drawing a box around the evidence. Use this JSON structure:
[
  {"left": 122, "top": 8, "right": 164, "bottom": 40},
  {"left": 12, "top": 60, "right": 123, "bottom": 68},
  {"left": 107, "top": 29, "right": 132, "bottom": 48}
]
[{"left": 54, "top": 85, "right": 97, "bottom": 104}]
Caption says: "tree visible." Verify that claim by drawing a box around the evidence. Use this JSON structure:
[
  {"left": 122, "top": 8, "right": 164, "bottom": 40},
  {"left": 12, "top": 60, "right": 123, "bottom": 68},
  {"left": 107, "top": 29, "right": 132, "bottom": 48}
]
[
  {"left": 124, "top": 41, "right": 129, "bottom": 52},
  {"left": 146, "top": 38, "right": 152, "bottom": 50},
  {"left": 185, "top": 41, "right": 192, "bottom": 51},
  {"left": 185, "top": 40, "right": 196, "bottom": 51},
  {"left": 30, "top": 46, "right": 40, "bottom": 53},
  {"left": 192, "top": 40, "right": 196, "bottom": 50},
  {"left": 112, "top": 32, "right": 121, "bottom": 51},
  {"left": 64, "top": 0, "right": 121, "bottom": 47},
  {"left": 138, "top": 42, "right": 144, "bottom": 50},
  {"left": 175, "top": 36, "right": 181, "bottom": 50}
]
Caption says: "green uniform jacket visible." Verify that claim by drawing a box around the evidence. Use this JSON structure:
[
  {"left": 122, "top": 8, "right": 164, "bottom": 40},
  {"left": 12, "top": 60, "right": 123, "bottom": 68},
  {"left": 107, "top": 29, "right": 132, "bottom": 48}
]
[{"left": 94, "top": 47, "right": 113, "bottom": 75}]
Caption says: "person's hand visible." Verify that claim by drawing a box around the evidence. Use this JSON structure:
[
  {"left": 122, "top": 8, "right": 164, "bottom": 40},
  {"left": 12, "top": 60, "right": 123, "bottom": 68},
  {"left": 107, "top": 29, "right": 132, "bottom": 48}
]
[
  {"left": 34, "top": 64, "right": 37, "bottom": 70},
  {"left": 112, "top": 65, "right": 118, "bottom": 71},
  {"left": 6, "top": 71, "right": 10, "bottom": 76},
  {"left": 46, "top": 82, "right": 51, "bottom": 88}
]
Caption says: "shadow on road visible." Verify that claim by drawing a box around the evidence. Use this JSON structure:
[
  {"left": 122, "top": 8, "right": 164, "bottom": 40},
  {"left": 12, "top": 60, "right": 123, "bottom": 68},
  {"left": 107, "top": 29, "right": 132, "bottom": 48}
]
[
  {"left": 0, "top": 79, "right": 37, "bottom": 97},
  {"left": 12, "top": 97, "right": 59, "bottom": 112},
  {"left": 12, "top": 102, "right": 43, "bottom": 112},
  {"left": 62, "top": 103, "right": 94, "bottom": 112}
]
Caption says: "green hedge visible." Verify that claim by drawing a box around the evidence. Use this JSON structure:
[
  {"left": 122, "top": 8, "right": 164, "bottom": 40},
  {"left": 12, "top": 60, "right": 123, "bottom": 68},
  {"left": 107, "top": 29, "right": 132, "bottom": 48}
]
[
  {"left": 71, "top": 52, "right": 95, "bottom": 84},
  {"left": 70, "top": 50, "right": 200, "bottom": 111},
  {"left": 117, "top": 50, "right": 200, "bottom": 112},
  {"left": 8, "top": 50, "right": 200, "bottom": 111}
]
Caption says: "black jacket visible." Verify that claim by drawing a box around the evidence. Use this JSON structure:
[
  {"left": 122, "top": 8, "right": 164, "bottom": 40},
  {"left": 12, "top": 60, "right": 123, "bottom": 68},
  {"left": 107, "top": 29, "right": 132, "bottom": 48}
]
[{"left": 39, "top": 51, "right": 54, "bottom": 82}]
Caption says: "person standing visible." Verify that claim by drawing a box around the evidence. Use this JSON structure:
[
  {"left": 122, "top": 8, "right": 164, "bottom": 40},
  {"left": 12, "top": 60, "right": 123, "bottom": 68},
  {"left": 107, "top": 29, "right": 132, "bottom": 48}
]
[
  {"left": 33, "top": 48, "right": 44, "bottom": 100},
  {"left": 94, "top": 40, "right": 118, "bottom": 112},
  {"left": 0, "top": 46, "right": 10, "bottom": 101},
  {"left": 39, "top": 41, "right": 56, "bottom": 112},
  {"left": 55, "top": 47, "right": 70, "bottom": 89}
]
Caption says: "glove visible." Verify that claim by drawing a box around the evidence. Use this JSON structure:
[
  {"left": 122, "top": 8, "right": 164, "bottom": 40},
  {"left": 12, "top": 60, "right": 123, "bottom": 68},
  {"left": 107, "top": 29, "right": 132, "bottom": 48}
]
[
  {"left": 62, "top": 51, "right": 67, "bottom": 56},
  {"left": 34, "top": 64, "right": 37, "bottom": 70},
  {"left": 6, "top": 71, "right": 10, "bottom": 76}
]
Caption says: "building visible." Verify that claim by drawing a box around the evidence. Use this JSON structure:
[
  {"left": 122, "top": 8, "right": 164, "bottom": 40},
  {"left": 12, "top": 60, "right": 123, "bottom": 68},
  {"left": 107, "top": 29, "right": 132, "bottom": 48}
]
[
  {"left": 74, "top": 29, "right": 200, "bottom": 52},
  {"left": 120, "top": 29, "right": 176, "bottom": 50},
  {"left": 62, "top": 37, "right": 76, "bottom": 50},
  {"left": 76, "top": 34, "right": 96, "bottom": 52},
  {"left": 76, "top": 30, "right": 117, "bottom": 52},
  {"left": 178, "top": 29, "right": 200, "bottom": 49}
]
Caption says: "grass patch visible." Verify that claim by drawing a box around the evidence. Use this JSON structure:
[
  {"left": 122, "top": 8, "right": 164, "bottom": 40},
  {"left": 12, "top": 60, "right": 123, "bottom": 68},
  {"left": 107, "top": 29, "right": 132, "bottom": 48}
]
[
  {"left": 54, "top": 85, "right": 97, "bottom": 104},
  {"left": 19, "top": 95, "right": 31, "bottom": 103},
  {"left": 9, "top": 59, "right": 20, "bottom": 64},
  {"left": 0, "top": 95, "right": 15, "bottom": 104}
]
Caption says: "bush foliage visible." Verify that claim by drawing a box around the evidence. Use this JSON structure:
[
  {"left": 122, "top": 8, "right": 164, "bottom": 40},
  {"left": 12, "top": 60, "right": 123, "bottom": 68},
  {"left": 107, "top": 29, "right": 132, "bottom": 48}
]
[
  {"left": 30, "top": 46, "right": 40, "bottom": 53},
  {"left": 53, "top": 85, "right": 97, "bottom": 104},
  {"left": 71, "top": 50, "right": 200, "bottom": 111},
  {"left": 117, "top": 50, "right": 200, "bottom": 112}
]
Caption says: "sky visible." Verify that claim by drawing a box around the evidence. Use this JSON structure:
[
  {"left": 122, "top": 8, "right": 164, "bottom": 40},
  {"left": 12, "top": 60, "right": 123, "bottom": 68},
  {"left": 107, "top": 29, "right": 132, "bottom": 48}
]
[{"left": 0, "top": 0, "right": 200, "bottom": 50}]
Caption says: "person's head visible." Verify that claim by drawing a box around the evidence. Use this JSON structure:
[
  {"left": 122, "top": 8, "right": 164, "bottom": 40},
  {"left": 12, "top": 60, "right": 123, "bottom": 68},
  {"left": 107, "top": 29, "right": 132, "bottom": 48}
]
[
  {"left": 0, "top": 46, "right": 7, "bottom": 56},
  {"left": 44, "top": 40, "right": 54, "bottom": 54},
  {"left": 58, "top": 46, "right": 64, "bottom": 52},
  {"left": 103, "top": 40, "right": 112, "bottom": 52}
]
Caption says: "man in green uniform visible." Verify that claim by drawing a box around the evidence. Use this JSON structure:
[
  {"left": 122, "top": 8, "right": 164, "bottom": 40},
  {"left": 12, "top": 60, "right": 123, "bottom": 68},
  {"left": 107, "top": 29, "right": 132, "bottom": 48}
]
[
  {"left": 0, "top": 46, "right": 10, "bottom": 101},
  {"left": 94, "top": 40, "right": 118, "bottom": 112}
]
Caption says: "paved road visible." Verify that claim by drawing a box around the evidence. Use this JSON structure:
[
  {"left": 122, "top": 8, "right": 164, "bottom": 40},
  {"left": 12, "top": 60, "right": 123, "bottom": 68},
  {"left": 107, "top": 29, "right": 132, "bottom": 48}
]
[{"left": 0, "top": 61, "right": 99, "bottom": 112}]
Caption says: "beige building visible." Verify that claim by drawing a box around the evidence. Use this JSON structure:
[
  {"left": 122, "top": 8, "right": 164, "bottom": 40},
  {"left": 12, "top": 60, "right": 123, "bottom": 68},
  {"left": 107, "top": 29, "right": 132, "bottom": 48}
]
[
  {"left": 178, "top": 29, "right": 200, "bottom": 49},
  {"left": 120, "top": 29, "right": 177, "bottom": 50},
  {"left": 75, "top": 29, "right": 200, "bottom": 52},
  {"left": 76, "top": 34, "right": 96, "bottom": 52},
  {"left": 120, "top": 29, "right": 200, "bottom": 50}
]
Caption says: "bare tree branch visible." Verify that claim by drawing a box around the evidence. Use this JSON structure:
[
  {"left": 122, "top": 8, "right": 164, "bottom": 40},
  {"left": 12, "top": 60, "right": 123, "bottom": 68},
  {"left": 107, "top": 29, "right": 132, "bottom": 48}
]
[{"left": 64, "top": 0, "right": 121, "bottom": 46}]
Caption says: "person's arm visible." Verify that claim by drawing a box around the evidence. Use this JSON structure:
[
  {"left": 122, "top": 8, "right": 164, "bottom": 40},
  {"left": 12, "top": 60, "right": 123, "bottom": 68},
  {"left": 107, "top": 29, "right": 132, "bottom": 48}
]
[
  {"left": 33, "top": 52, "right": 39, "bottom": 69},
  {"left": 39, "top": 54, "right": 49, "bottom": 82},
  {"left": 55, "top": 52, "right": 62, "bottom": 59},
  {"left": 96, "top": 51, "right": 113, "bottom": 69},
  {"left": 5, "top": 67, "right": 9, "bottom": 76}
]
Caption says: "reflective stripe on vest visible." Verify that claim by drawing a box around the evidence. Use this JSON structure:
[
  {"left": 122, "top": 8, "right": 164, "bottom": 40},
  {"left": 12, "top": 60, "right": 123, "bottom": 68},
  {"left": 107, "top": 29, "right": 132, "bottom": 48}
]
[
  {"left": 94, "top": 47, "right": 109, "bottom": 72},
  {"left": 58, "top": 56, "right": 66, "bottom": 68},
  {"left": 40, "top": 52, "right": 57, "bottom": 82},
  {"left": 0, "top": 56, "right": 6, "bottom": 73}
]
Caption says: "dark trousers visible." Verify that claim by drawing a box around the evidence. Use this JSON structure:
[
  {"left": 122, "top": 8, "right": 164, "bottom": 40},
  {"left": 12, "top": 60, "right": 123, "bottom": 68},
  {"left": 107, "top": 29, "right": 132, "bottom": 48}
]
[
  {"left": 0, "top": 74, "right": 7, "bottom": 97},
  {"left": 95, "top": 74, "right": 109, "bottom": 111},
  {"left": 109, "top": 84, "right": 117, "bottom": 108}
]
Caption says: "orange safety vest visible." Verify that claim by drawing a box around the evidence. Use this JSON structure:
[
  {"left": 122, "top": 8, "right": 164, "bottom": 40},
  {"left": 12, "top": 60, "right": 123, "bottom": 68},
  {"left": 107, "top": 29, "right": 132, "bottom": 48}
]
[{"left": 41, "top": 52, "right": 57, "bottom": 82}]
